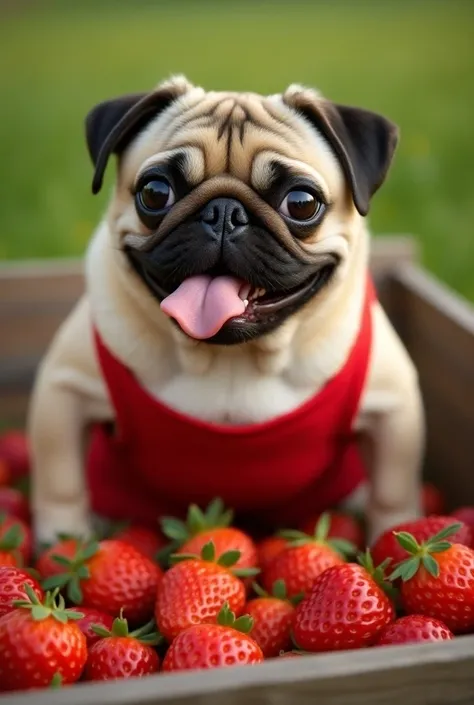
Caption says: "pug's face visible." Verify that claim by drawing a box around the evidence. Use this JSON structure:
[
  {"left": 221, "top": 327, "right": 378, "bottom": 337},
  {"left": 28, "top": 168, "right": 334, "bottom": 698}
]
[{"left": 87, "top": 76, "right": 398, "bottom": 345}]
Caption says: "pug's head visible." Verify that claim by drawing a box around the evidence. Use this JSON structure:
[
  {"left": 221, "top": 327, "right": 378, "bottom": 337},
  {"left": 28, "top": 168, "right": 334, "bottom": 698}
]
[{"left": 86, "top": 76, "right": 398, "bottom": 345}]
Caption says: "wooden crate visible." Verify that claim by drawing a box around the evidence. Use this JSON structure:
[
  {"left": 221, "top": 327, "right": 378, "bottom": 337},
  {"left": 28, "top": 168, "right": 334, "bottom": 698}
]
[{"left": 1, "top": 236, "right": 474, "bottom": 705}]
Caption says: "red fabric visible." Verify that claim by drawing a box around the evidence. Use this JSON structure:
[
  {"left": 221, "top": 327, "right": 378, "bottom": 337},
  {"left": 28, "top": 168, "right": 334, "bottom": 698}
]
[{"left": 86, "top": 279, "right": 375, "bottom": 530}]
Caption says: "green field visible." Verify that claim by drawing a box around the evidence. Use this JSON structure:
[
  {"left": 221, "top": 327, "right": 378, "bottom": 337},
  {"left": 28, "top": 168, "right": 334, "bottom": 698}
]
[{"left": 1, "top": 0, "right": 473, "bottom": 299}]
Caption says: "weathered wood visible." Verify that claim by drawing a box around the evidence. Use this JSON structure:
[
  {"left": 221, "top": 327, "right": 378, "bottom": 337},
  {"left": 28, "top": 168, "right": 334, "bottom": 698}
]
[
  {"left": 385, "top": 263, "right": 474, "bottom": 509},
  {"left": 6, "top": 637, "right": 474, "bottom": 705}
]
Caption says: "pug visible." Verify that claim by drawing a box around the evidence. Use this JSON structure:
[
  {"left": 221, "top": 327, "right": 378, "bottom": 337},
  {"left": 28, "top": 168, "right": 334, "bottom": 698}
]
[{"left": 28, "top": 75, "right": 424, "bottom": 548}]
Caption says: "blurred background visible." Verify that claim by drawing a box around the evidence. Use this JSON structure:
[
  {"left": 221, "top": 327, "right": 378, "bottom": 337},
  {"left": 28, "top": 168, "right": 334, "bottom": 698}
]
[{"left": 0, "top": 0, "right": 473, "bottom": 299}]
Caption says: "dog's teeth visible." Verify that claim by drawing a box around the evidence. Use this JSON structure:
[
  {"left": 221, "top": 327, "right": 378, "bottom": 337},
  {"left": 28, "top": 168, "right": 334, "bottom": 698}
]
[{"left": 239, "top": 284, "right": 251, "bottom": 301}]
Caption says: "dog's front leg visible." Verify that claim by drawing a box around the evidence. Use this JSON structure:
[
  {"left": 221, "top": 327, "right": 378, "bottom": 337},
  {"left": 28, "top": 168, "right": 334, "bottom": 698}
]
[
  {"left": 29, "top": 368, "right": 92, "bottom": 548},
  {"left": 357, "top": 305, "right": 425, "bottom": 544}
]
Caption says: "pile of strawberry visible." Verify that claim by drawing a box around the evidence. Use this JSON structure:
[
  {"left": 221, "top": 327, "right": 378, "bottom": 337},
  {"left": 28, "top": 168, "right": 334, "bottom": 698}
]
[{"left": 0, "top": 429, "right": 474, "bottom": 693}]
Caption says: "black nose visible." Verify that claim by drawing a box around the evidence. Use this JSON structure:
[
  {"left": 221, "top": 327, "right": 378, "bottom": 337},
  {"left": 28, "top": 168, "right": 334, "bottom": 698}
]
[{"left": 199, "top": 198, "right": 249, "bottom": 239}]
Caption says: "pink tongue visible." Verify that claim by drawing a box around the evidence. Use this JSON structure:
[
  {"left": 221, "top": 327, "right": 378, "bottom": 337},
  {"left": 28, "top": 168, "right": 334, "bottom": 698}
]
[{"left": 160, "top": 275, "right": 246, "bottom": 340}]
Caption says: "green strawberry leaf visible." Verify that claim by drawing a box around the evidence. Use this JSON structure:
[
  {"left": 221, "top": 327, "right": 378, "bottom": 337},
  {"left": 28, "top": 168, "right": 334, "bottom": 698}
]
[
  {"left": 80, "top": 540, "right": 100, "bottom": 561},
  {"left": 50, "top": 555, "right": 72, "bottom": 568},
  {"left": 169, "top": 552, "right": 199, "bottom": 563},
  {"left": 217, "top": 550, "right": 241, "bottom": 568},
  {"left": 42, "top": 574, "right": 70, "bottom": 591},
  {"left": 232, "top": 567, "right": 261, "bottom": 578},
  {"left": 422, "top": 554, "right": 440, "bottom": 577},
  {"left": 160, "top": 517, "right": 189, "bottom": 543},
  {"left": 427, "top": 541, "right": 452, "bottom": 553},
  {"left": 329, "top": 538, "right": 357, "bottom": 557},
  {"left": 427, "top": 523, "right": 462, "bottom": 543},
  {"left": 290, "top": 592, "right": 305, "bottom": 607},
  {"left": 277, "top": 529, "right": 307, "bottom": 542},
  {"left": 205, "top": 498, "right": 225, "bottom": 526},
  {"left": 92, "top": 624, "right": 113, "bottom": 638},
  {"left": 251, "top": 582, "right": 268, "bottom": 598},
  {"left": 67, "top": 575, "right": 83, "bottom": 605},
  {"left": 393, "top": 531, "right": 420, "bottom": 554},
  {"left": 50, "top": 673, "right": 63, "bottom": 689},
  {"left": 233, "top": 615, "right": 253, "bottom": 634},
  {"left": 201, "top": 541, "right": 216, "bottom": 562},
  {"left": 217, "top": 602, "right": 234, "bottom": 627},
  {"left": 314, "top": 513, "right": 330, "bottom": 542},
  {"left": 389, "top": 556, "right": 420, "bottom": 582},
  {"left": 187, "top": 504, "right": 206, "bottom": 536},
  {"left": 272, "top": 579, "right": 287, "bottom": 600},
  {"left": 0, "top": 523, "right": 22, "bottom": 551},
  {"left": 31, "top": 605, "right": 51, "bottom": 621}
]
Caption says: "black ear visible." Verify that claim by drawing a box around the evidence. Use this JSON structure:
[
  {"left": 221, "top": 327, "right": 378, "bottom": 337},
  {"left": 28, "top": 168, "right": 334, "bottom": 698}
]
[
  {"left": 86, "top": 88, "right": 181, "bottom": 194},
  {"left": 284, "top": 91, "right": 399, "bottom": 215}
]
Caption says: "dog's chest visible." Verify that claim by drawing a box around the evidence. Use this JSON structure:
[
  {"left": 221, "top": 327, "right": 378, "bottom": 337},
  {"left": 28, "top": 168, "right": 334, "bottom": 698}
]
[{"left": 141, "top": 357, "right": 325, "bottom": 425}]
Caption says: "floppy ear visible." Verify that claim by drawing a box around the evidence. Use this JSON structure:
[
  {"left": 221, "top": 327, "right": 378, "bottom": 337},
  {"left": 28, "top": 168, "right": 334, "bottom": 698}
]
[
  {"left": 86, "top": 79, "right": 192, "bottom": 194},
  {"left": 283, "top": 88, "right": 399, "bottom": 216}
]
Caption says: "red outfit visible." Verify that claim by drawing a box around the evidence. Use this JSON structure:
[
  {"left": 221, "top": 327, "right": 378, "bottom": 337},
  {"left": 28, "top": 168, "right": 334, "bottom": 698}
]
[{"left": 86, "top": 279, "right": 375, "bottom": 530}]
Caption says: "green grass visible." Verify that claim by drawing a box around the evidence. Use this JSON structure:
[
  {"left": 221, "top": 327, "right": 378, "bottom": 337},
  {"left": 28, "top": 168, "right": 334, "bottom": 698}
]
[{"left": 1, "top": 0, "right": 473, "bottom": 299}]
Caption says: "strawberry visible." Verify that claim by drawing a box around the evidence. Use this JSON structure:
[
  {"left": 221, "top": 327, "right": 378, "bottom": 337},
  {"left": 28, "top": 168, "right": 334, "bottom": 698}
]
[
  {"left": 71, "top": 606, "right": 114, "bottom": 646},
  {"left": 0, "top": 513, "right": 31, "bottom": 566},
  {"left": 0, "top": 430, "right": 29, "bottom": 482},
  {"left": 113, "top": 524, "right": 166, "bottom": 560},
  {"left": 293, "top": 555, "right": 395, "bottom": 652},
  {"left": 452, "top": 506, "right": 474, "bottom": 535},
  {"left": 301, "top": 511, "right": 365, "bottom": 552},
  {"left": 0, "top": 566, "right": 43, "bottom": 618},
  {"left": 422, "top": 482, "right": 446, "bottom": 516},
  {"left": 262, "top": 514, "right": 348, "bottom": 598},
  {"left": 161, "top": 498, "right": 258, "bottom": 574},
  {"left": 257, "top": 536, "right": 288, "bottom": 573},
  {"left": 0, "top": 585, "right": 86, "bottom": 691},
  {"left": 371, "top": 515, "right": 472, "bottom": 573},
  {"left": 156, "top": 540, "right": 254, "bottom": 642},
  {"left": 162, "top": 602, "right": 263, "bottom": 672},
  {"left": 0, "top": 460, "right": 10, "bottom": 488},
  {"left": 83, "top": 611, "right": 161, "bottom": 680},
  {"left": 42, "top": 539, "right": 162, "bottom": 625},
  {"left": 245, "top": 580, "right": 299, "bottom": 657},
  {"left": 36, "top": 537, "right": 80, "bottom": 579},
  {"left": 389, "top": 522, "right": 474, "bottom": 633},
  {"left": 0, "top": 487, "right": 30, "bottom": 523},
  {"left": 375, "top": 615, "right": 454, "bottom": 645}
]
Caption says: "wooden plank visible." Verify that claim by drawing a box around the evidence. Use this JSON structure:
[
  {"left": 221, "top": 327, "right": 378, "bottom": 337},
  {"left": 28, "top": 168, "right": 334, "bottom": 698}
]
[
  {"left": 6, "top": 637, "right": 474, "bottom": 705},
  {"left": 386, "top": 263, "right": 474, "bottom": 508}
]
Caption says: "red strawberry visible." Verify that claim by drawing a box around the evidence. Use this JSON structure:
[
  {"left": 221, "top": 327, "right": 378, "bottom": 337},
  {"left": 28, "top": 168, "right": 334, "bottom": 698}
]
[
  {"left": 389, "top": 522, "right": 474, "bottom": 634},
  {"left": 0, "top": 488, "right": 30, "bottom": 523},
  {"left": 376, "top": 615, "right": 454, "bottom": 646},
  {"left": 0, "top": 460, "right": 10, "bottom": 488},
  {"left": 452, "top": 507, "right": 474, "bottom": 535},
  {"left": 301, "top": 511, "right": 365, "bottom": 551},
  {"left": 156, "top": 540, "right": 252, "bottom": 642},
  {"left": 0, "top": 431, "right": 29, "bottom": 482},
  {"left": 42, "top": 539, "right": 162, "bottom": 625},
  {"left": 83, "top": 611, "right": 160, "bottom": 680},
  {"left": 36, "top": 537, "right": 80, "bottom": 578},
  {"left": 371, "top": 515, "right": 472, "bottom": 573},
  {"left": 262, "top": 514, "right": 348, "bottom": 598},
  {"left": 245, "top": 580, "right": 298, "bottom": 657},
  {"left": 161, "top": 498, "right": 258, "bottom": 574},
  {"left": 0, "top": 585, "right": 87, "bottom": 691},
  {"left": 422, "top": 483, "right": 446, "bottom": 516},
  {"left": 293, "top": 554, "right": 395, "bottom": 652},
  {"left": 72, "top": 606, "right": 114, "bottom": 647},
  {"left": 0, "top": 514, "right": 31, "bottom": 566},
  {"left": 162, "top": 602, "right": 263, "bottom": 672},
  {"left": 0, "top": 566, "right": 43, "bottom": 618},
  {"left": 113, "top": 524, "right": 166, "bottom": 560},
  {"left": 257, "top": 536, "right": 288, "bottom": 573}
]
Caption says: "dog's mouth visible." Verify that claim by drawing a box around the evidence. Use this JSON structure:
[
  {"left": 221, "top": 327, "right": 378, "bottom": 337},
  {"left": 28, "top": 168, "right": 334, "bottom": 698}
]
[{"left": 132, "top": 254, "right": 336, "bottom": 341}]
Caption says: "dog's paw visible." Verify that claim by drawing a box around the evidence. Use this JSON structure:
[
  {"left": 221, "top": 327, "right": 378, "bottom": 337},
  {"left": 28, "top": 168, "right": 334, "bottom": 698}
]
[{"left": 33, "top": 502, "right": 93, "bottom": 553}]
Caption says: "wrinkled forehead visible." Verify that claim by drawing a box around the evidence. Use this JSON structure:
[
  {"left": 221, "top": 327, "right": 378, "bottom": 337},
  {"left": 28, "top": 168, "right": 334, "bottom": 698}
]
[{"left": 120, "top": 90, "right": 345, "bottom": 198}]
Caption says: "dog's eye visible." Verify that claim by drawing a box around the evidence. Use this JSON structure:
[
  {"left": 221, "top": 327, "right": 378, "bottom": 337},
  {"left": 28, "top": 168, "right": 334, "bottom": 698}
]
[
  {"left": 279, "top": 190, "right": 322, "bottom": 221},
  {"left": 138, "top": 178, "right": 175, "bottom": 212}
]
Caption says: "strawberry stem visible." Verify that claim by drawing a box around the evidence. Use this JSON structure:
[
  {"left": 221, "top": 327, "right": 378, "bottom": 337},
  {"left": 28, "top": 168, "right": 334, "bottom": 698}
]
[
  {"left": 160, "top": 498, "right": 235, "bottom": 546},
  {"left": 41, "top": 539, "right": 100, "bottom": 604},
  {"left": 14, "top": 583, "right": 84, "bottom": 623},
  {"left": 389, "top": 522, "right": 463, "bottom": 582},
  {"left": 217, "top": 602, "right": 253, "bottom": 634}
]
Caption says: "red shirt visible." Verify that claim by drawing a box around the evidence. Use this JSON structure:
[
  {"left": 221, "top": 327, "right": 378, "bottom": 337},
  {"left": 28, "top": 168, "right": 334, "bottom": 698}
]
[{"left": 86, "top": 279, "right": 374, "bottom": 530}]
